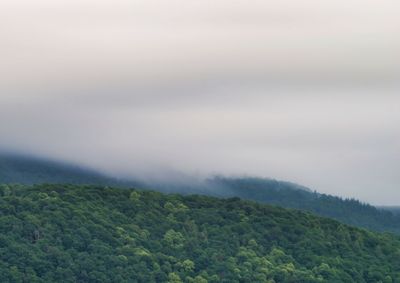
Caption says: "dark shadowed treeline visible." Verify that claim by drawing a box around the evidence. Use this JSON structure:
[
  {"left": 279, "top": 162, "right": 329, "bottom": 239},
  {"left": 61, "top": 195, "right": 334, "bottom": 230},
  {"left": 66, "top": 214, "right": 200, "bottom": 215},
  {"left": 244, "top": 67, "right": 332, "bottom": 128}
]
[
  {"left": 379, "top": 206, "right": 400, "bottom": 216},
  {"left": 0, "top": 153, "right": 137, "bottom": 187}
]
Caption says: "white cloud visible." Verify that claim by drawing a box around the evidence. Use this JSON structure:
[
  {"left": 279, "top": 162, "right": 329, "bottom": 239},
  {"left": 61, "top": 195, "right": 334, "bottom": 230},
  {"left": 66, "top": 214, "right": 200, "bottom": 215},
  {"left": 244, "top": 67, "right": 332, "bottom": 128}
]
[{"left": 0, "top": 0, "right": 399, "bottom": 204}]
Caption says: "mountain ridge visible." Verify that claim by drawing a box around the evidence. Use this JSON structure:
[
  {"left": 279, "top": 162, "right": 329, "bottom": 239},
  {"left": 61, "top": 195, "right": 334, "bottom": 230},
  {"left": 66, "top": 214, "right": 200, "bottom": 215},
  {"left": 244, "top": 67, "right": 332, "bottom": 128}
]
[{"left": 1, "top": 153, "right": 400, "bottom": 234}]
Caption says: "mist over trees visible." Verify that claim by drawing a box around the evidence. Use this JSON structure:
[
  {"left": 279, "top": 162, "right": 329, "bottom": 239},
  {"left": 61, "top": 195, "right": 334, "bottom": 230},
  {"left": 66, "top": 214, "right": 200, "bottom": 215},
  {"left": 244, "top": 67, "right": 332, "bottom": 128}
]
[{"left": 2, "top": 153, "right": 400, "bottom": 235}]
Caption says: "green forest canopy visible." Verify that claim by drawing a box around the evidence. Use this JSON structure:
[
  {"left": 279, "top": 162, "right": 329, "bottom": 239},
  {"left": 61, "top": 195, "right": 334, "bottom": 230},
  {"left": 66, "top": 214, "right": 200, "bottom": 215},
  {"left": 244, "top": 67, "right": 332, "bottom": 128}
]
[
  {"left": 0, "top": 184, "right": 399, "bottom": 282},
  {"left": 2, "top": 153, "right": 400, "bottom": 235}
]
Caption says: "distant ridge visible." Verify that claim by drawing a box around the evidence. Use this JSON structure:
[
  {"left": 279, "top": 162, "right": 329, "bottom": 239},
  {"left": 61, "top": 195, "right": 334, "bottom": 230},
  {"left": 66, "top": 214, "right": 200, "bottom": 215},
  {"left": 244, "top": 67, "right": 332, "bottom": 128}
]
[
  {"left": 378, "top": 206, "right": 400, "bottom": 215},
  {"left": 146, "top": 176, "right": 400, "bottom": 234},
  {"left": 1, "top": 153, "right": 400, "bottom": 234},
  {"left": 0, "top": 153, "right": 133, "bottom": 187}
]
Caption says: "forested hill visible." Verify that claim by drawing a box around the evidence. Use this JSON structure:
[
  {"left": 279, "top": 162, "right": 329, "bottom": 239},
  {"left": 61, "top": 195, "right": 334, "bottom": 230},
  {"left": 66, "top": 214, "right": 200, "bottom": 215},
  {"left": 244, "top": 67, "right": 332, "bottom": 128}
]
[
  {"left": 2, "top": 153, "right": 400, "bottom": 235},
  {"left": 147, "top": 176, "right": 400, "bottom": 234},
  {"left": 1, "top": 184, "right": 400, "bottom": 282},
  {"left": 207, "top": 177, "right": 400, "bottom": 234},
  {"left": 379, "top": 206, "right": 400, "bottom": 216},
  {"left": 0, "top": 154, "right": 134, "bottom": 187}
]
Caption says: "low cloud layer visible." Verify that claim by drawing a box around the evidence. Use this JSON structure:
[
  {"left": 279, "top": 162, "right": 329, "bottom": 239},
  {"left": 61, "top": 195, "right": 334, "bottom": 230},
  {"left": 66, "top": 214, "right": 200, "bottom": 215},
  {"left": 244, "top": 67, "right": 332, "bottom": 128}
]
[{"left": 1, "top": 0, "right": 399, "bottom": 204}]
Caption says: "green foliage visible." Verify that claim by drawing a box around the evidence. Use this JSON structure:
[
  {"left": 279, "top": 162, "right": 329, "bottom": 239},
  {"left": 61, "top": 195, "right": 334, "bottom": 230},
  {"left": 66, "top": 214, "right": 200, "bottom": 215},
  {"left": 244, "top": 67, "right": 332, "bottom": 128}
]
[
  {"left": 164, "top": 229, "right": 185, "bottom": 249},
  {"left": 168, "top": 272, "right": 184, "bottom": 283},
  {"left": 211, "top": 177, "right": 400, "bottom": 234},
  {"left": 3, "top": 153, "right": 400, "bottom": 235},
  {"left": 129, "top": 191, "right": 141, "bottom": 202},
  {"left": 1, "top": 184, "right": 400, "bottom": 282}
]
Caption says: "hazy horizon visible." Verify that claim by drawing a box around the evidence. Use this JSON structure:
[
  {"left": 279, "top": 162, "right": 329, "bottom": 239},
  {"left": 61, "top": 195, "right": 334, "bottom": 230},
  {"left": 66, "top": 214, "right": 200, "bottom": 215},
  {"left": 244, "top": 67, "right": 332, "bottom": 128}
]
[{"left": 1, "top": 0, "right": 399, "bottom": 204}]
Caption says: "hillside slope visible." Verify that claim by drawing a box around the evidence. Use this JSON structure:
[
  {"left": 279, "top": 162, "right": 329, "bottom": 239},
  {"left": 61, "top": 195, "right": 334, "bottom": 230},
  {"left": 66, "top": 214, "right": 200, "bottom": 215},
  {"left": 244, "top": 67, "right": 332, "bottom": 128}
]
[
  {"left": 0, "top": 184, "right": 399, "bottom": 282},
  {"left": 209, "top": 177, "right": 400, "bottom": 234},
  {"left": 2, "top": 153, "right": 400, "bottom": 235},
  {"left": 0, "top": 154, "right": 134, "bottom": 187},
  {"left": 145, "top": 176, "right": 400, "bottom": 234}
]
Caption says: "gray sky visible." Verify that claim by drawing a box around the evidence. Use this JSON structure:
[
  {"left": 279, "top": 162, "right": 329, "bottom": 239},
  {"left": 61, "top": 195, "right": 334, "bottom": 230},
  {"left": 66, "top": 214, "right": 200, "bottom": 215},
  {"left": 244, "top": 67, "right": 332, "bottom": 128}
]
[{"left": 1, "top": 0, "right": 399, "bottom": 204}]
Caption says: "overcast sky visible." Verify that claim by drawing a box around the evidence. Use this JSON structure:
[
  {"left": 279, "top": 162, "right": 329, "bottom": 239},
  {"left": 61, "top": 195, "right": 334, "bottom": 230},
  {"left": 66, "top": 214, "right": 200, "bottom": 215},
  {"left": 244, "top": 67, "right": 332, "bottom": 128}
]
[{"left": 1, "top": 0, "right": 399, "bottom": 204}]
